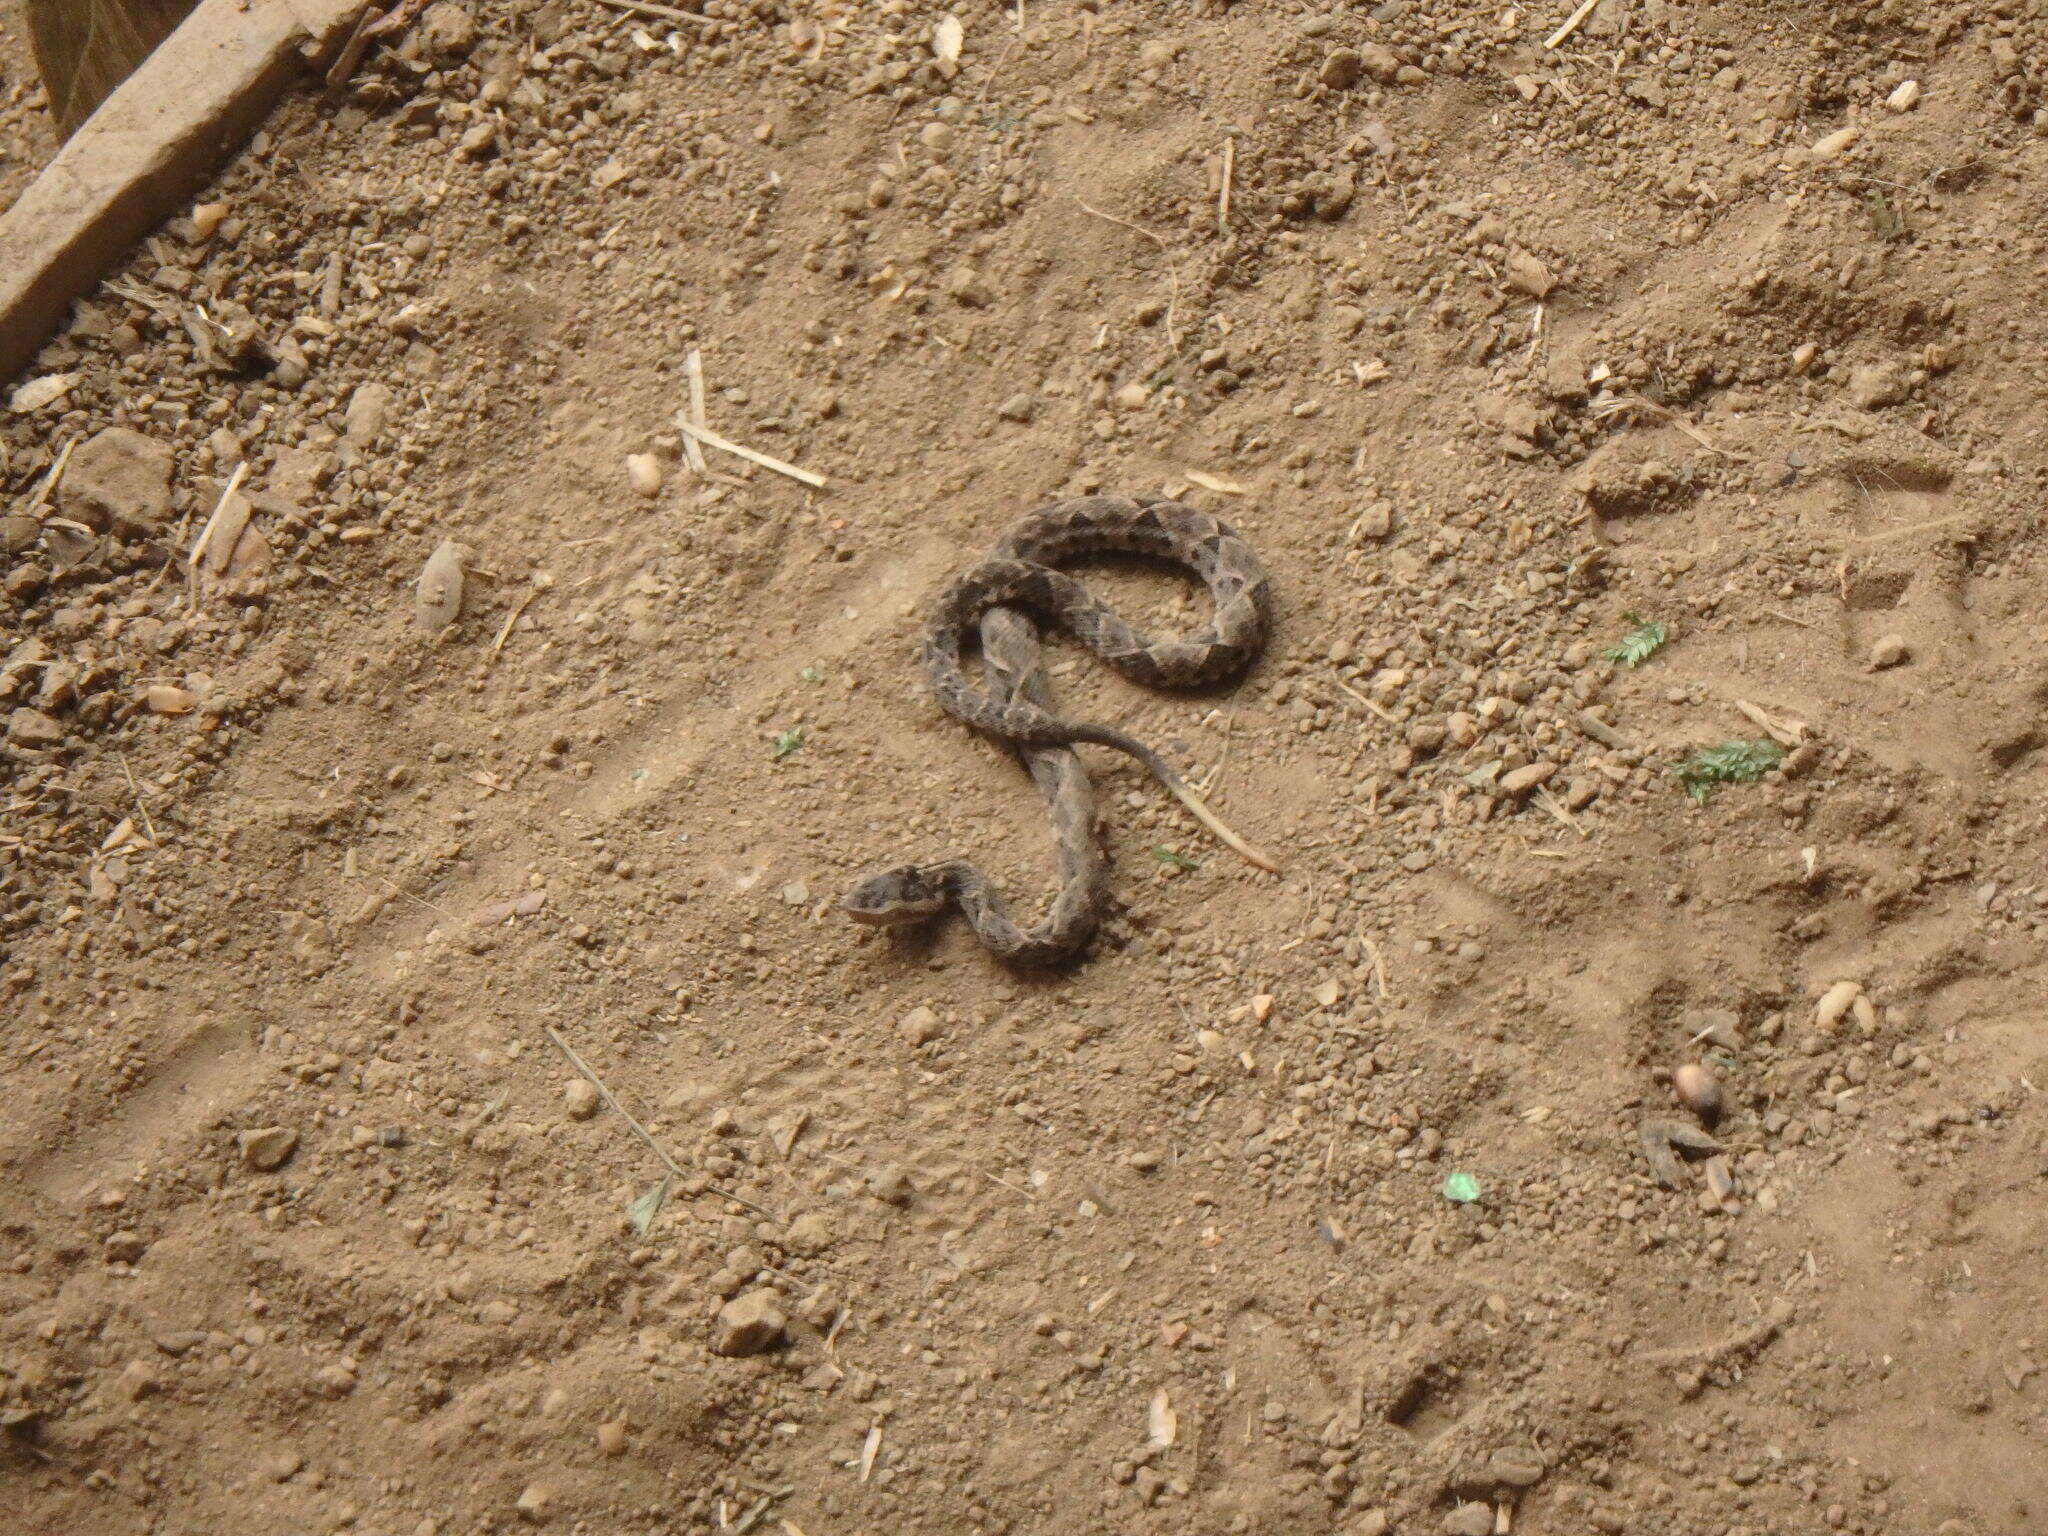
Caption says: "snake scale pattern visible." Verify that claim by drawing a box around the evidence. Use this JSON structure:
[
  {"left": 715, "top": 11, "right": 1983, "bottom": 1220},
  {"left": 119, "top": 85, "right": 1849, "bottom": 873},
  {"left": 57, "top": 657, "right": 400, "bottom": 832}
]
[{"left": 842, "top": 494, "right": 1276, "bottom": 966}]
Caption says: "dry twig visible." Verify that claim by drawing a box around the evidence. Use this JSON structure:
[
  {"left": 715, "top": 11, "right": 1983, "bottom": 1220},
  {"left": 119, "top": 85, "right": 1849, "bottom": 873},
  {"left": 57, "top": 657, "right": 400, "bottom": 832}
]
[
  {"left": 589, "top": 0, "right": 721, "bottom": 27},
  {"left": 1544, "top": 0, "right": 1602, "bottom": 49},
  {"left": 543, "top": 1024, "right": 777, "bottom": 1218},
  {"left": 674, "top": 415, "right": 827, "bottom": 489}
]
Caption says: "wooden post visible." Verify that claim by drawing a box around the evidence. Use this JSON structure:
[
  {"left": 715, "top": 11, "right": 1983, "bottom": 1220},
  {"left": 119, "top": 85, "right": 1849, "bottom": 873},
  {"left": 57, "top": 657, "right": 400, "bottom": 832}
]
[
  {"left": 1, "top": 0, "right": 367, "bottom": 383},
  {"left": 25, "top": 0, "right": 203, "bottom": 138}
]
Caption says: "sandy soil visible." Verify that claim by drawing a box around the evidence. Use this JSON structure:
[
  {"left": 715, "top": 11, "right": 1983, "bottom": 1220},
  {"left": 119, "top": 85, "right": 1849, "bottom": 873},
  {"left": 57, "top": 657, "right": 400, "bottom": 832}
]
[{"left": 3, "top": 1, "right": 2047, "bottom": 1534}]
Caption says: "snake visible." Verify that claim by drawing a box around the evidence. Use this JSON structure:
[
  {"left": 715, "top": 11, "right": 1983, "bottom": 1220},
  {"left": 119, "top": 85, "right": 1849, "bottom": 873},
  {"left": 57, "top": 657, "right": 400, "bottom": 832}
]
[{"left": 842, "top": 494, "right": 1279, "bottom": 966}]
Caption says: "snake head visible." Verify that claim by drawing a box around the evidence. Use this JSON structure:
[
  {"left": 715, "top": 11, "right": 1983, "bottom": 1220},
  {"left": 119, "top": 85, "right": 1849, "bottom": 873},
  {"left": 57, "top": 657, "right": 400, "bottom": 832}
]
[{"left": 842, "top": 864, "right": 948, "bottom": 927}]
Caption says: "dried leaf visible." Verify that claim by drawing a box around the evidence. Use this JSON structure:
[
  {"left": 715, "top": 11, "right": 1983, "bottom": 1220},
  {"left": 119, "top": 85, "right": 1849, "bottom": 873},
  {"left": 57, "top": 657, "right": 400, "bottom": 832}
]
[
  {"left": 1504, "top": 249, "right": 1555, "bottom": 299},
  {"left": 9, "top": 373, "right": 77, "bottom": 413},
  {"left": 627, "top": 1176, "right": 672, "bottom": 1236},
  {"left": 932, "top": 13, "right": 963, "bottom": 63},
  {"left": 1148, "top": 1388, "right": 1178, "bottom": 1449}
]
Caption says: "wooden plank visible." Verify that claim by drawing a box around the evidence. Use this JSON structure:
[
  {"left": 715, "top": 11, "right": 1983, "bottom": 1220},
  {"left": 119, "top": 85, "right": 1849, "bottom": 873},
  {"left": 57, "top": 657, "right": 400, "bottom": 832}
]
[
  {"left": 0, "top": 0, "right": 366, "bottom": 385},
  {"left": 26, "top": 0, "right": 202, "bottom": 137}
]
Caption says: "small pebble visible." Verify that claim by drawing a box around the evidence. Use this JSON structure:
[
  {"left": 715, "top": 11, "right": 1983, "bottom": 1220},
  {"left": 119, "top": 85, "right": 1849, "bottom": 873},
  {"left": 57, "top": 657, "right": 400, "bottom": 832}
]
[
  {"left": 597, "top": 1420, "right": 628, "bottom": 1456},
  {"left": 712, "top": 1289, "right": 788, "bottom": 1357},
  {"left": 625, "top": 453, "right": 663, "bottom": 498},
  {"left": 1886, "top": 79, "right": 1921, "bottom": 112},
  {"left": 1868, "top": 634, "right": 1910, "bottom": 670},
  {"left": 238, "top": 1127, "right": 298, "bottom": 1170},
  {"left": 563, "top": 1079, "right": 600, "bottom": 1120},
  {"left": 1673, "top": 1062, "right": 1723, "bottom": 1122}
]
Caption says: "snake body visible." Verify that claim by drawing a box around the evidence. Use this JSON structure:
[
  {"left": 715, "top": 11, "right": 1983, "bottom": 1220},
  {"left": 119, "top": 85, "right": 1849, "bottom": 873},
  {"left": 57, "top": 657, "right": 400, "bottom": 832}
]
[{"left": 842, "top": 495, "right": 1274, "bottom": 966}]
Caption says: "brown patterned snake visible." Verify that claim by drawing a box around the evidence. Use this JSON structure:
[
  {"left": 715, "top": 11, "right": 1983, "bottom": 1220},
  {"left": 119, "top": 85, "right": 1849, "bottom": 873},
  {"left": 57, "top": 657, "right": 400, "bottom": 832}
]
[{"left": 842, "top": 495, "right": 1279, "bottom": 966}]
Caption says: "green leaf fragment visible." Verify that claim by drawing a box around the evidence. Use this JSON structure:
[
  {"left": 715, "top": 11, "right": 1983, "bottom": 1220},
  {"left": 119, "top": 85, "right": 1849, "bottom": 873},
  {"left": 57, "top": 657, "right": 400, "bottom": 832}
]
[
  {"left": 771, "top": 727, "right": 804, "bottom": 760},
  {"left": 1441, "top": 1171, "right": 1481, "bottom": 1204},
  {"left": 1675, "top": 738, "right": 1784, "bottom": 804},
  {"left": 1149, "top": 846, "right": 1199, "bottom": 871},
  {"left": 1604, "top": 613, "right": 1671, "bottom": 669}
]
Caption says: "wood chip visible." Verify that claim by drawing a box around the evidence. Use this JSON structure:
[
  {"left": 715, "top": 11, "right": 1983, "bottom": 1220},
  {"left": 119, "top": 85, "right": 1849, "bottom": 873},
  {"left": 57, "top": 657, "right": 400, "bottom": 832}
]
[
  {"left": 8, "top": 373, "right": 77, "bottom": 413},
  {"left": 859, "top": 1423, "right": 882, "bottom": 1482},
  {"left": 1732, "top": 699, "right": 1807, "bottom": 747},
  {"left": 1148, "top": 1388, "right": 1178, "bottom": 1449}
]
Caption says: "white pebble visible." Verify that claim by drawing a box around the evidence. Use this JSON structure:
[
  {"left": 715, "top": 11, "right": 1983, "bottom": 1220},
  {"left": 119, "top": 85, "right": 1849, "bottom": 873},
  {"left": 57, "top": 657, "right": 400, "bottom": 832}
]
[{"left": 625, "top": 453, "right": 663, "bottom": 498}]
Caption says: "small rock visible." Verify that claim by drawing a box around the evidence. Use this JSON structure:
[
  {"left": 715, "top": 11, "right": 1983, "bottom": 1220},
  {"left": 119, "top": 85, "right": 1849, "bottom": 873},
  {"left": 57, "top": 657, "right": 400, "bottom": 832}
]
[
  {"left": 415, "top": 539, "right": 466, "bottom": 632},
  {"left": 419, "top": 1, "right": 477, "bottom": 57},
  {"left": 1887, "top": 79, "right": 1921, "bottom": 112},
  {"left": 1320, "top": 48, "right": 1363, "bottom": 89},
  {"left": 1811, "top": 125, "right": 1858, "bottom": 159},
  {"left": 514, "top": 1482, "right": 553, "bottom": 1522},
  {"left": 7, "top": 708, "right": 64, "bottom": 749},
  {"left": 868, "top": 1164, "right": 915, "bottom": 1205},
  {"left": 1358, "top": 42, "right": 1401, "bottom": 81},
  {"left": 1444, "top": 1504, "right": 1495, "bottom": 1536},
  {"left": 596, "top": 1420, "right": 628, "bottom": 1457},
  {"left": 153, "top": 1329, "right": 208, "bottom": 1355},
  {"left": 1112, "top": 382, "right": 1150, "bottom": 412},
  {"left": 345, "top": 383, "right": 393, "bottom": 448},
  {"left": 1485, "top": 1447, "right": 1545, "bottom": 1489},
  {"left": 61, "top": 428, "right": 173, "bottom": 538},
  {"left": 188, "top": 202, "right": 229, "bottom": 241},
  {"left": 103, "top": 1231, "right": 148, "bottom": 1263},
  {"left": 785, "top": 1210, "right": 834, "bottom": 1255},
  {"left": 996, "top": 393, "right": 1036, "bottom": 423},
  {"left": 1868, "top": 634, "right": 1910, "bottom": 670},
  {"left": 238, "top": 1127, "right": 298, "bottom": 1171},
  {"left": 145, "top": 684, "right": 196, "bottom": 715},
  {"left": 712, "top": 1289, "right": 787, "bottom": 1357},
  {"left": 1498, "top": 761, "right": 1558, "bottom": 798},
  {"left": 263, "top": 1450, "right": 304, "bottom": 1482},
  {"left": 947, "top": 267, "right": 995, "bottom": 307},
  {"left": 562, "top": 1080, "right": 600, "bottom": 1120},
  {"left": 1673, "top": 1062, "right": 1723, "bottom": 1122},
  {"left": 899, "top": 1005, "right": 942, "bottom": 1045},
  {"left": 625, "top": 453, "right": 663, "bottom": 498},
  {"left": 1846, "top": 363, "right": 1906, "bottom": 410}
]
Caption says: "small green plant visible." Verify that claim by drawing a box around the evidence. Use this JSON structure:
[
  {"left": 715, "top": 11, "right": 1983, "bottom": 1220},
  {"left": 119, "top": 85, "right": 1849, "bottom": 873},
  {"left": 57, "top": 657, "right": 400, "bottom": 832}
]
[
  {"left": 1676, "top": 739, "right": 1784, "bottom": 804},
  {"left": 771, "top": 727, "right": 804, "bottom": 760},
  {"left": 1604, "top": 613, "right": 1671, "bottom": 669},
  {"left": 1149, "top": 846, "right": 1199, "bottom": 871}
]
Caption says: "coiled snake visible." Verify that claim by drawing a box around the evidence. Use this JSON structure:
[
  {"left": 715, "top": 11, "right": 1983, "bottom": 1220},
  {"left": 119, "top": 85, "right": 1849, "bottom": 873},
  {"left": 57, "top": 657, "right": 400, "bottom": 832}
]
[{"left": 842, "top": 495, "right": 1279, "bottom": 966}]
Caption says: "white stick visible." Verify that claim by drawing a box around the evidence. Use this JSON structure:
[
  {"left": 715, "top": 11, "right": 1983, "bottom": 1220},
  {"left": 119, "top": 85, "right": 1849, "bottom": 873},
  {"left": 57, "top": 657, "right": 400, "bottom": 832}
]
[
  {"left": 674, "top": 417, "right": 827, "bottom": 489},
  {"left": 589, "top": 0, "right": 719, "bottom": 28},
  {"left": 1545, "top": 0, "right": 1601, "bottom": 48},
  {"left": 186, "top": 461, "right": 248, "bottom": 575},
  {"left": 682, "top": 346, "right": 710, "bottom": 475}
]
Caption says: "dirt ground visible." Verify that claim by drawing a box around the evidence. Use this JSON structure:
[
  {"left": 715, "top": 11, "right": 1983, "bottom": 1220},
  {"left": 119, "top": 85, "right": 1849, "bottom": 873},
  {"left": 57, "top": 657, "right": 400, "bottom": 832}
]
[{"left": 3, "top": 0, "right": 2047, "bottom": 1532}]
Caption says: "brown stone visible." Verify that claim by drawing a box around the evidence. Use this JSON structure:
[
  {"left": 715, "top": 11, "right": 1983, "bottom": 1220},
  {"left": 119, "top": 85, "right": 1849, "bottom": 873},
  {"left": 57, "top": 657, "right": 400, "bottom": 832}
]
[{"left": 711, "top": 1289, "right": 787, "bottom": 1357}]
